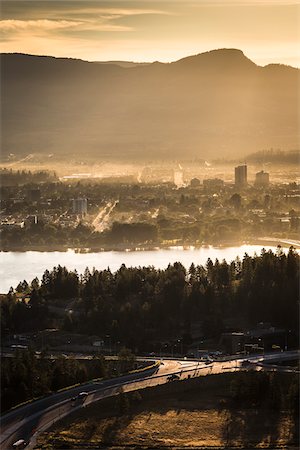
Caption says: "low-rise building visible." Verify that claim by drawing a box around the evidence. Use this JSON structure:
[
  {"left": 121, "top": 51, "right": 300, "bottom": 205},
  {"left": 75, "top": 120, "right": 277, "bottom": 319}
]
[
  {"left": 255, "top": 170, "right": 270, "bottom": 187},
  {"left": 190, "top": 177, "right": 201, "bottom": 187},
  {"left": 203, "top": 178, "right": 224, "bottom": 191}
]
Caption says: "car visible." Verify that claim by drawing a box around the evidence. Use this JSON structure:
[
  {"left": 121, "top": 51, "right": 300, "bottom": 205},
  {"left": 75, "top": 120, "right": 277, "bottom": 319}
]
[
  {"left": 78, "top": 391, "right": 88, "bottom": 398},
  {"left": 70, "top": 396, "right": 79, "bottom": 406},
  {"left": 241, "top": 360, "right": 251, "bottom": 366},
  {"left": 205, "top": 357, "right": 214, "bottom": 364},
  {"left": 12, "top": 439, "right": 28, "bottom": 448},
  {"left": 167, "top": 373, "right": 180, "bottom": 382}
]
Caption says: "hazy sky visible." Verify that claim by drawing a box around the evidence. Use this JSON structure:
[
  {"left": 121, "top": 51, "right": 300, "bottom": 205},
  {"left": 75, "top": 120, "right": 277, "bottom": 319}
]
[{"left": 1, "top": 1, "right": 299, "bottom": 66}]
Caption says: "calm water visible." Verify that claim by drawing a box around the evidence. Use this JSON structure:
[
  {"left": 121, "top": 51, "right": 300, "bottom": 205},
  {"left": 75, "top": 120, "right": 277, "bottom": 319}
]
[{"left": 0, "top": 245, "right": 281, "bottom": 293}]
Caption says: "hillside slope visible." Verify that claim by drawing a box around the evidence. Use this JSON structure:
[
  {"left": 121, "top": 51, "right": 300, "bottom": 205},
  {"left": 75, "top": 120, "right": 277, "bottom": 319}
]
[{"left": 1, "top": 49, "right": 299, "bottom": 160}]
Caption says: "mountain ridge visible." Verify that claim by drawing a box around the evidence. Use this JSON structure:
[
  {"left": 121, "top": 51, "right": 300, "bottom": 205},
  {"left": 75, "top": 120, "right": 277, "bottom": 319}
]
[
  {"left": 1, "top": 48, "right": 299, "bottom": 70},
  {"left": 1, "top": 49, "right": 299, "bottom": 160}
]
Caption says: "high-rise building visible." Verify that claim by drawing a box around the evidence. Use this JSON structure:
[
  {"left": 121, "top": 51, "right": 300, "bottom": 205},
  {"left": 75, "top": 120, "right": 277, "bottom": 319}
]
[
  {"left": 255, "top": 170, "right": 269, "bottom": 187},
  {"left": 72, "top": 198, "right": 88, "bottom": 215},
  {"left": 174, "top": 169, "right": 184, "bottom": 187},
  {"left": 235, "top": 165, "right": 247, "bottom": 188}
]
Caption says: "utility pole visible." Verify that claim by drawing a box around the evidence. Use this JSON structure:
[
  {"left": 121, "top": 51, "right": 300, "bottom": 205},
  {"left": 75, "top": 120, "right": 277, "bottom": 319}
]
[{"left": 285, "top": 330, "right": 291, "bottom": 351}]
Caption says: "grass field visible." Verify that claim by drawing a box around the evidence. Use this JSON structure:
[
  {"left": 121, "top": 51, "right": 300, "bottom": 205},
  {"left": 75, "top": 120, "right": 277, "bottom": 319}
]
[{"left": 36, "top": 373, "right": 299, "bottom": 449}]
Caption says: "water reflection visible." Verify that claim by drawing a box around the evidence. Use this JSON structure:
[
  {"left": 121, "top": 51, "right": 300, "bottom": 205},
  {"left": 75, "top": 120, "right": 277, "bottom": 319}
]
[{"left": 0, "top": 245, "right": 282, "bottom": 293}]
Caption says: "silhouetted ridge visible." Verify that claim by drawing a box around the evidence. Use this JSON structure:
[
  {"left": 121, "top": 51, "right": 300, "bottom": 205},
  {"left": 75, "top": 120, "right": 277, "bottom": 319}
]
[
  {"left": 173, "top": 48, "right": 257, "bottom": 71},
  {"left": 263, "top": 63, "right": 299, "bottom": 73},
  {"left": 1, "top": 52, "right": 123, "bottom": 80},
  {"left": 1, "top": 49, "right": 299, "bottom": 160}
]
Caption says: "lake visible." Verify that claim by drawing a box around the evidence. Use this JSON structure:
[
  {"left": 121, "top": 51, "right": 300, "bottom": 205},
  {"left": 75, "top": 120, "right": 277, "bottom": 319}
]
[{"left": 0, "top": 245, "right": 283, "bottom": 293}]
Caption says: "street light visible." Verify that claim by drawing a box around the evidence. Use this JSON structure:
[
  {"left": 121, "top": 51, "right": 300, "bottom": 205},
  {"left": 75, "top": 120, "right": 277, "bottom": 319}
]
[
  {"left": 160, "top": 343, "right": 167, "bottom": 360},
  {"left": 285, "top": 330, "right": 291, "bottom": 351},
  {"left": 177, "top": 339, "right": 183, "bottom": 357},
  {"left": 258, "top": 338, "right": 264, "bottom": 355},
  {"left": 106, "top": 335, "right": 111, "bottom": 354}
]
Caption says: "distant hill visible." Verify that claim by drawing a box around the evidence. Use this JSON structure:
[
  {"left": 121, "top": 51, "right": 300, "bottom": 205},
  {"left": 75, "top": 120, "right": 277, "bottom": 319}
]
[
  {"left": 246, "top": 149, "right": 300, "bottom": 165},
  {"left": 1, "top": 49, "right": 299, "bottom": 160}
]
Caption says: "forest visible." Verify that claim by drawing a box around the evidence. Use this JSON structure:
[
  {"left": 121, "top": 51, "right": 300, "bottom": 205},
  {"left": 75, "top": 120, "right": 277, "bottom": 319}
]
[
  {"left": 1, "top": 247, "right": 298, "bottom": 352},
  {"left": 246, "top": 149, "right": 300, "bottom": 165},
  {"left": 0, "top": 168, "right": 57, "bottom": 186},
  {"left": 1, "top": 347, "right": 137, "bottom": 412}
]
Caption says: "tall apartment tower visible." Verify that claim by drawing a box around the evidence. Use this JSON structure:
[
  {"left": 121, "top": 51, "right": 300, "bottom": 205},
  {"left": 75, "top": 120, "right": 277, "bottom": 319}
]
[{"left": 235, "top": 164, "right": 247, "bottom": 188}]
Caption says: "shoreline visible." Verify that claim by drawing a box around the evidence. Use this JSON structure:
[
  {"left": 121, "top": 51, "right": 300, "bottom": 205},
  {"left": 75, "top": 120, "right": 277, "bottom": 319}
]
[
  {"left": 0, "top": 239, "right": 298, "bottom": 293},
  {"left": 1, "top": 237, "right": 299, "bottom": 253}
]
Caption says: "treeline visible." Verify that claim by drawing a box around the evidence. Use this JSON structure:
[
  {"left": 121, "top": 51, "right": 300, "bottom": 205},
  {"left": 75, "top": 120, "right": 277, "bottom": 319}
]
[
  {"left": 110, "top": 222, "right": 158, "bottom": 243},
  {"left": 1, "top": 222, "right": 97, "bottom": 250},
  {"left": 0, "top": 168, "right": 57, "bottom": 186},
  {"left": 1, "top": 347, "right": 136, "bottom": 412},
  {"left": 230, "top": 371, "right": 299, "bottom": 412},
  {"left": 225, "top": 371, "right": 299, "bottom": 445},
  {"left": 1, "top": 248, "right": 299, "bottom": 350},
  {"left": 1, "top": 221, "right": 158, "bottom": 250},
  {"left": 1, "top": 349, "right": 106, "bottom": 412},
  {"left": 246, "top": 149, "right": 300, "bottom": 165}
]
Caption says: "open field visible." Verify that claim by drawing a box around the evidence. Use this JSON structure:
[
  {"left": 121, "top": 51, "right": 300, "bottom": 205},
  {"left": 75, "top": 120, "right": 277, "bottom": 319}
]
[{"left": 36, "top": 373, "right": 299, "bottom": 449}]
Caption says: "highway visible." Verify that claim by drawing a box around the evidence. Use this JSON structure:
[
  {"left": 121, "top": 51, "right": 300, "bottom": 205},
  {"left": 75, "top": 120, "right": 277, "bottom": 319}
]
[{"left": 1, "top": 350, "right": 298, "bottom": 450}]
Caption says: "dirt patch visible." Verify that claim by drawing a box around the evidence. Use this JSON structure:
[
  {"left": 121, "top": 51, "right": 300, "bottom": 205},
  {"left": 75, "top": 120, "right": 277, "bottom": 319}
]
[{"left": 36, "top": 373, "right": 298, "bottom": 449}]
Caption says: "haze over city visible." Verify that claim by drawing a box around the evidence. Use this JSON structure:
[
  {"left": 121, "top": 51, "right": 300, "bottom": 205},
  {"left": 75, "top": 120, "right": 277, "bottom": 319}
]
[{"left": 1, "top": 48, "right": 299, "bottom": 160}]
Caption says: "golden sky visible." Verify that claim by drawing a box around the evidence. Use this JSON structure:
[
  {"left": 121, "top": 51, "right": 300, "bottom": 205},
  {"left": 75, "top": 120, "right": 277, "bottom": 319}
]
[{"left": 1, "top": 1, "right": 299, "bottom": 67}]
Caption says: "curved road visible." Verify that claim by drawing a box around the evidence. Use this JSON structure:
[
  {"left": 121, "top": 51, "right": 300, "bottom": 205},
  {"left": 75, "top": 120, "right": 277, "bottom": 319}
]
[{"left": 1, "top": 350, "right": 298, "bottom": 449}]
